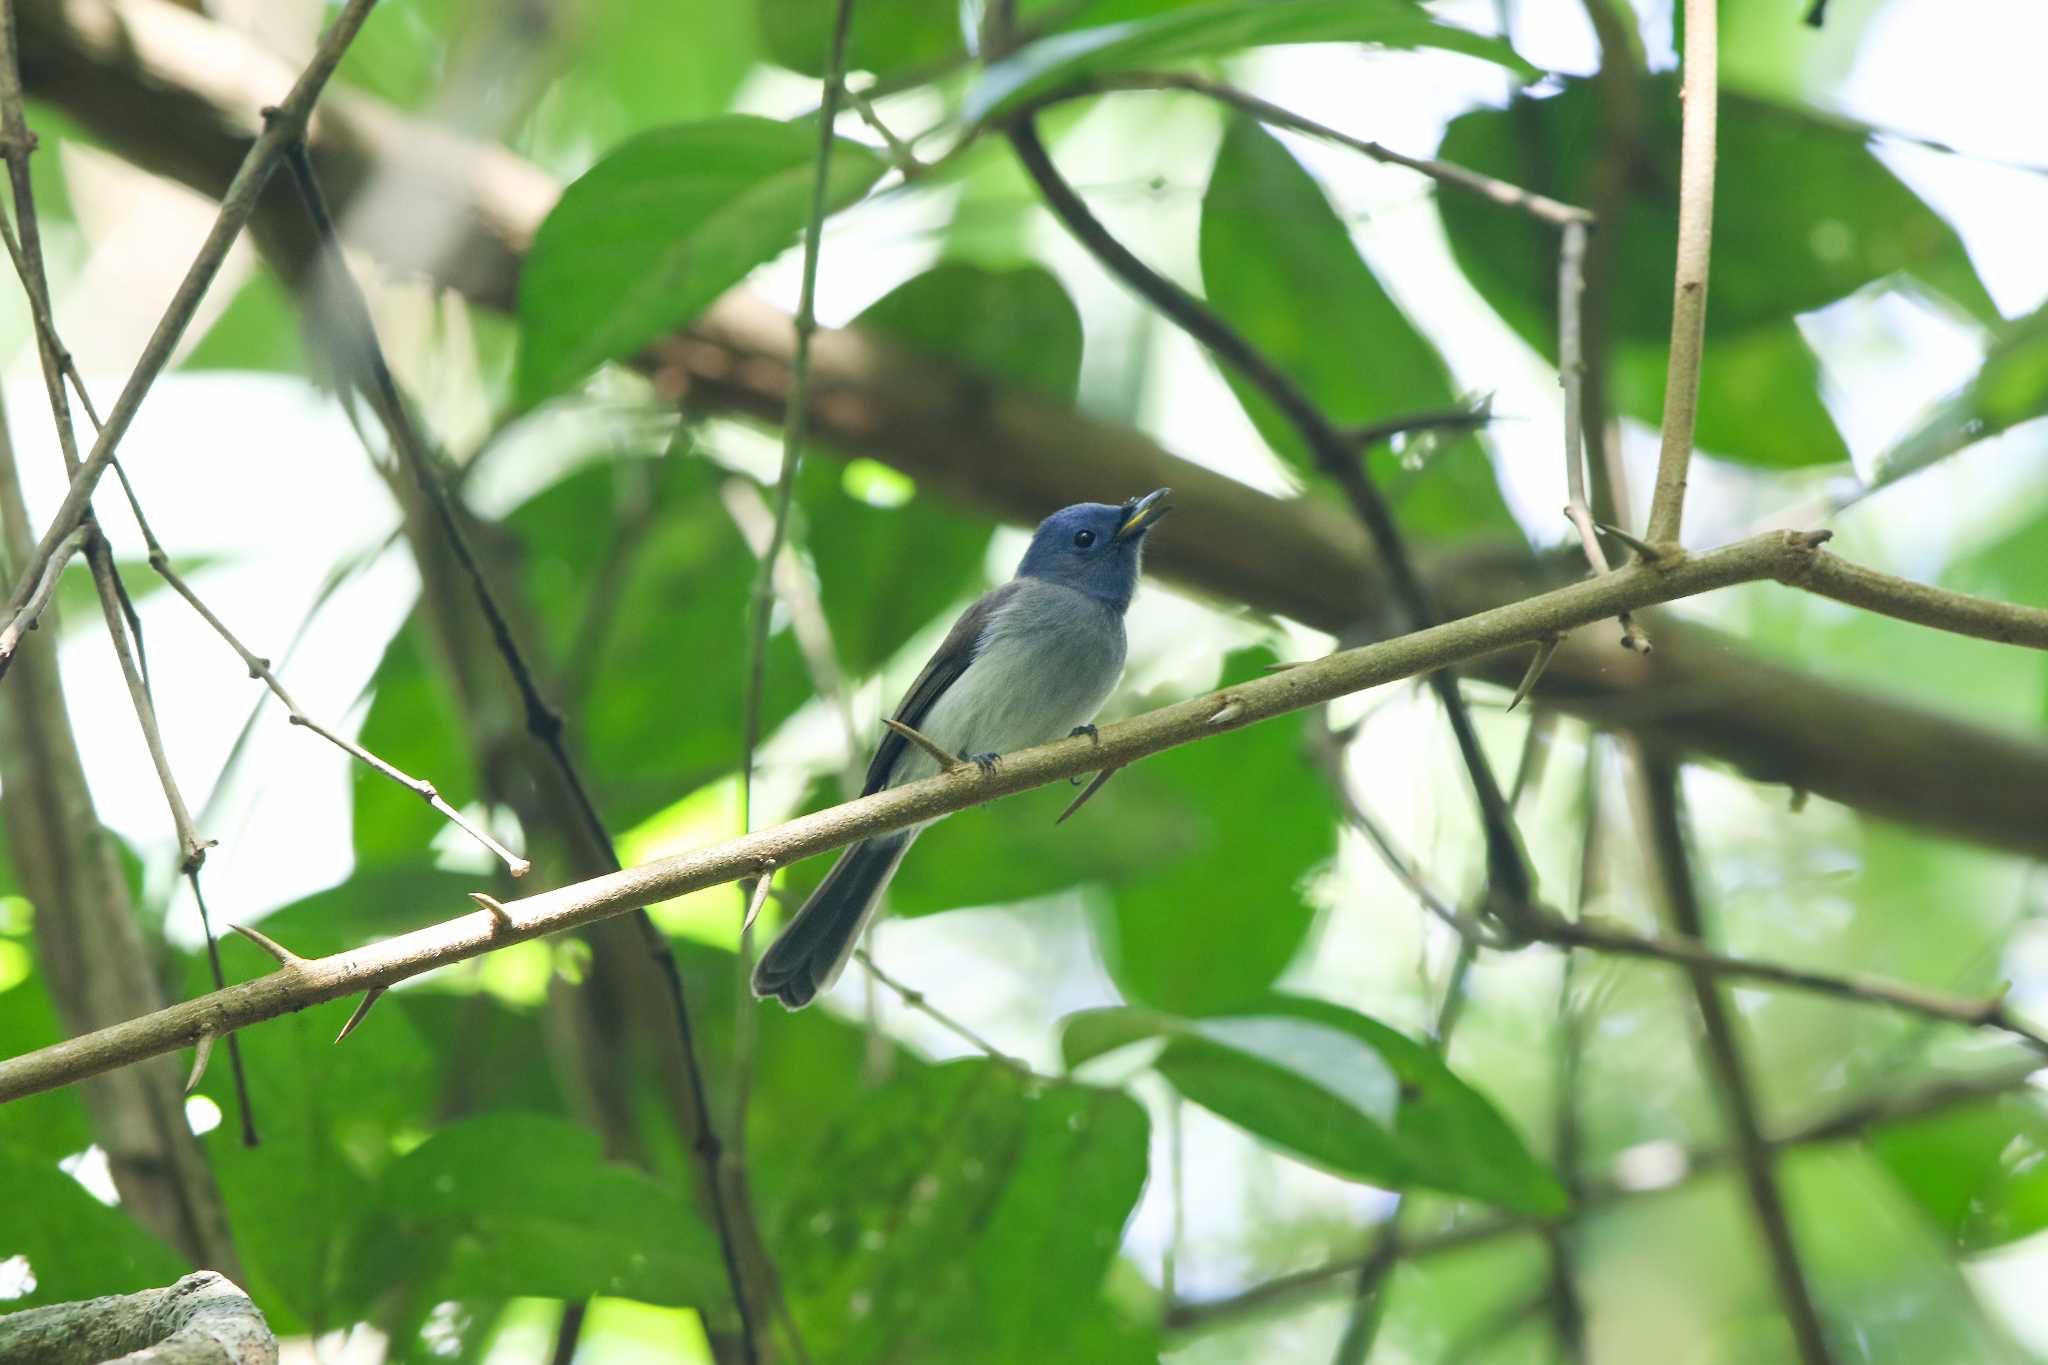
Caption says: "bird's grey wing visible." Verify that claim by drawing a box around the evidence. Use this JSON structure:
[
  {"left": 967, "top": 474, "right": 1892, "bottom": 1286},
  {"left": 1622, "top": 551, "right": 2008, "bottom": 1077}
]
[{"left": 862, "top": 580, "right": 1024, "bottom": 796}]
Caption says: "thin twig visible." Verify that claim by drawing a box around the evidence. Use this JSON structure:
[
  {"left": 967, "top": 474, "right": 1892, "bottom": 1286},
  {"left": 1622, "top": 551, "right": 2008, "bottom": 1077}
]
[
  {"left": 280, "top": 143, "right": 770, "bottom": 1363},
  {"left": 1644, "top": 0, "right": 1720, "bottom": 550},
  {"left": 729, "top": 28, "right": 854, "bottom": 1339},
  {"left": 1559, "top": 218, "right": 1647, "bottom": 652},
  {"left": 145, "top": 541, "right": 531, "bottom": 875},
  {"left": 741, "top": 0, "right": 857, "bottom": 852},
  {"left": 846, "top": 85, "right": 927, "bottom": 179},
  {"left": 0, "top": 0, "right": 381, "bottom": 679},
  {"left": 1007, "top": 115, "right": 1539, "bottom": 938},
  {"left": 1638, "top": 754, "right": 1835, "bottom": 1365},
  {"left": 881, "top": 717, "right": 969, "bottom": 773},
  {"left": 1342, "top": 400, "right": 1496, "bottom": 452},
  {"left": 1548, "top": 915, "right": 2048, "bottom": 1052},
  {"left": 853, "top": 949, "right": 1034, "bottom": 1075},
  {"left": 1024, "top": 72, "right": 1593, "bottom": 226},
  {"left": 0, "top": 523, "right": 81, "bottom": 658}
]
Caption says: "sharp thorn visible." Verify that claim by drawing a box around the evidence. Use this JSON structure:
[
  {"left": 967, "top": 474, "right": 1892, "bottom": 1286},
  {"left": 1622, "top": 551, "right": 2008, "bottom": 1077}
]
[
  {"left": 335, "top": 986, "right": 387, "bottom": 1043},
  {"left": 184, "top": 1032, "right": 216, "bottom": 1095},
  {"left": 1508, "top": 637, "right": 1561, "bottom": 712},
  {"left": 743, "top": 864, "right": 777, "bottom": 935},
  {"left": 231, "top": 922, "right": 305, "bottom": 967},
  {"left": 470, "top": 892, "right": 512, "bottom": 926},
  {"left": 1057, "top": 767, "right": 1120, "bottom": 825}
]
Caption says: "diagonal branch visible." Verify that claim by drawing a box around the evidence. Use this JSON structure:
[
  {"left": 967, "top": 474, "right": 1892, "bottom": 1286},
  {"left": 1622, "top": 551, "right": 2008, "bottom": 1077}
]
[
  {"left": 0, "top": 0, "right": 379, "bottom": 680},
  {"left": 0, "top": 526, "right": 1932, "bottom": 1102}
]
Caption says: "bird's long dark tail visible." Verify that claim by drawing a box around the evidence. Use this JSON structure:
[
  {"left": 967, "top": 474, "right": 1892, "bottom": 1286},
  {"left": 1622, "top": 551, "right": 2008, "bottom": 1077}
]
[{"left": 751, "top": 832, "right": 913, "bottom": 1009}]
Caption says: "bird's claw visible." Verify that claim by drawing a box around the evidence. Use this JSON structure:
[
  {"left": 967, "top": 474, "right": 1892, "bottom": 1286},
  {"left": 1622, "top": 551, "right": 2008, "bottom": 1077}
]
[
  {"left": 958, "top": 750, "right": 1001, "bottom": 775},
  {"left": 1069, "top": 724, "right": 1099, "bottom": 744}
]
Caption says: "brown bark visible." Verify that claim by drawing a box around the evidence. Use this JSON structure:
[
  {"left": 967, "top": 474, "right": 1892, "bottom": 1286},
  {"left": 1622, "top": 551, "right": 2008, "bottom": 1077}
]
[{"left": 15, "top": 0, "right": 2048, "bottom": 859}]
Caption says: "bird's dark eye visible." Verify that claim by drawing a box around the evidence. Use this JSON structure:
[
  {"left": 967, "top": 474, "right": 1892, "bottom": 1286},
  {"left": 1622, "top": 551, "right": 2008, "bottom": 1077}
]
[{"left": 1073, "top": 529, "right": 1096, "bottom": 548}]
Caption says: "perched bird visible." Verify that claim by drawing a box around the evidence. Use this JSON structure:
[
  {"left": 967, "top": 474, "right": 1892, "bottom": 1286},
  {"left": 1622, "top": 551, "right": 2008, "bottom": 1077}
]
[{"left": 752, "top": 489, "right": 1173, "bottom": 1009}]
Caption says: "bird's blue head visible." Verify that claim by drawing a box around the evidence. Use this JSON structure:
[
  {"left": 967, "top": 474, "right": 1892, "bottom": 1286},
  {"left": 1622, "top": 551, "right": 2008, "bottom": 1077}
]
[{"left": 1014, "top": 488, "right": 1172, "bottom": 613}]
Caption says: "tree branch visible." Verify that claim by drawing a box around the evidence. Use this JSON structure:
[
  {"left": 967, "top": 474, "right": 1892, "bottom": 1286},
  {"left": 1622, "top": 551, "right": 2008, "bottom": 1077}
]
[
  {"left": 1025, "top": 71, "right": 1593, "bottom": 226},
  {"left": 0, "top": 0, "right": 378, "bottom": 679},
  {"left": 0, "top": 528, "right": 1917, "bottom": 1101},
  {"left": 1638, "top": 753, "right": 1835, "bottom": 1365},
  {"left": 1644, "top": 0, "right": 1719, "bottom": 548}
]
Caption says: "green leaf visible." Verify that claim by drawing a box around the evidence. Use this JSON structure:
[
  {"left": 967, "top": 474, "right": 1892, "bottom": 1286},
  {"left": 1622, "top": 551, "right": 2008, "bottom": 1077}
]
[
  {"left": 0, "top": 968, "right": 94, "bottom": 1165},
  {"left": 1440, "top": 80, "right": 1996, "bottom": 343},
  {"left": 775, "top": 1060, "right": 1154, "bottom": 1363},
  {"left": 794, "top": 262, "right": 1085, "bottom": 678},
  {"left": 1876, "top": 299, "right": 2048, "bottom": 489},
  {"left": 757, "top": 0, "right": 965, "bottom": 80},
  {"left": 516, "top": 117, "right": 885, "bottom": 405},
  {"left": 1199, "top": 117, "right": 1516, "bottom": 537},
  {"left": 1871, "top": 1096, "right": 2048, "bottom": 1251},
  {"left": 339, "top": 1112, "right": 726, "bottom": 1309},
  {"left": 501, "top": 455, "right": 809, "bottom": 830},
  {"left": 1094, "top": 649, "right": 1333, "bottom": 1013},
  {"left": 884, "top": 762, "right": 1195, "bottom": 919},
  {"left": 1436, "top": 79, "right": 1998, "bottom": 465},
  {"left": 182, "top": 265, "right": 307, "bottom": 374},
  {"left": 858, "top": 261, "right": 1085, "bottom": 401},
  {"left": 964, "top": 0, "right": 1536, "bottom": 127},
  {"left": 1610, "top": 319, "right": 1849, "bottom": 469},
  {"left": 1063, "top": 995, "right": 1564, "bottom": 1213},
  {"left": 198, "top": 1003, "right": 437, "bottom": 1333},
  {"left": 0, "top": 1144, "right": 185, "bottom": 1309}
]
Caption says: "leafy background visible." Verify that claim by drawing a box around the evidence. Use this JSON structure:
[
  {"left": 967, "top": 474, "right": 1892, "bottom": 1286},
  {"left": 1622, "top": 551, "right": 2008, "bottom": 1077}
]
[{"left": 2, "top": 0, "right": 2048, "bottom": 1362}]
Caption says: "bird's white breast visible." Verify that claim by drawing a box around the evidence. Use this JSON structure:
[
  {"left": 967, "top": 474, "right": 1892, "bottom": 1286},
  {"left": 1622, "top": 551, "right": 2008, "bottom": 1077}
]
[{"left": 887, "top": 580, "right": 1126, "bottom": 789}]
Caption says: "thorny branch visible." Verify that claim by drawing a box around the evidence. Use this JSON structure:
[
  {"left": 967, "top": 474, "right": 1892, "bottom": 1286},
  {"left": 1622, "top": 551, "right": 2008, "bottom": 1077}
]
[{"left": 12, "top": 526, "right": 2046, "bottom": 1096}]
